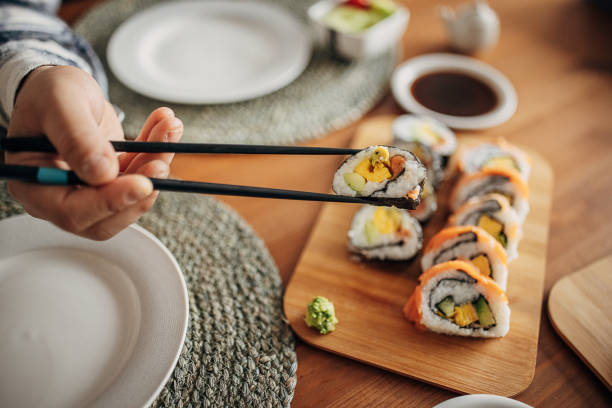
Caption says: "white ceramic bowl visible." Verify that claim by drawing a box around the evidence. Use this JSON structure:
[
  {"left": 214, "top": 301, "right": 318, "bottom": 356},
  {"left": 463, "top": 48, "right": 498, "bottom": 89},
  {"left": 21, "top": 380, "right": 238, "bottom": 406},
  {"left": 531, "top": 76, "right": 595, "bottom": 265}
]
[
  {"left": 434, "top": 394, "right": 533, "bottom": 408},
  {"left": 308, "top": 0, "right": 409, "bottom": 59},
  {"left": 391, "top": 53, "right": 517, "bottom": 130}
]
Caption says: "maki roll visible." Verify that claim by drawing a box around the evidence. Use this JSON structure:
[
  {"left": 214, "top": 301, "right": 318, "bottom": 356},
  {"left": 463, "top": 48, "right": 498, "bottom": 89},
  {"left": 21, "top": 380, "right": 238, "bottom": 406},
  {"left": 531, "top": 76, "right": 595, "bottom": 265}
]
[
  {"left": 450, "top": 168, "right": 529, "bottom": 222},
  {"left": 348, "top": 205, "right": 423, "bottom": 261},
  {"left": 421, "top": 226, "right": 509, "bottom": 289},
  {"left": 332, "top": 145, "right": 427, "bottom": 210},
  {"left": 393, "top": 140, "right": 444, "bottom": 189},
  {"left": 448, "top": 193, "right": 522, "bottom": 261},
  {"left": 392, "top": 114, "right": 457, "bottom": 170},
  {"left": 409, "top": 179, "right": 437, "bottom": 224},
  {"left": 403, "top": 260, "right": 510, "bottom": 338},
  {"left": 455, "top": 139, "right": 531, "bottom": 181}
]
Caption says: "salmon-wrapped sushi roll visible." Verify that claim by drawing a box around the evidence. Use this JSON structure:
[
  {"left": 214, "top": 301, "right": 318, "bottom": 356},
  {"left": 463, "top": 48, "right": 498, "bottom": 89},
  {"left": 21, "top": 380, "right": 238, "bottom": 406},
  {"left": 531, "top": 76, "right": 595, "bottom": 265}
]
[
  {"left": 448, "top": 193, "right": 522, "bottom": 261},
  {"left": 404, "top": 260, "right": 510, "bottom": 338},
  {"left": 348, "top": 205, "right": 423, "bottom": 261},
  {"left": 450, "top": 168, "right": 529, "bottom": 222},
  {"left": 332, "top": 145, "right": 427, "bottom": 210},
  {"left": 421, "top": 226, "right": 509, "bottom": 289},
  {"left": 455, "top": 139, "right": 531, "bottom": 181}
]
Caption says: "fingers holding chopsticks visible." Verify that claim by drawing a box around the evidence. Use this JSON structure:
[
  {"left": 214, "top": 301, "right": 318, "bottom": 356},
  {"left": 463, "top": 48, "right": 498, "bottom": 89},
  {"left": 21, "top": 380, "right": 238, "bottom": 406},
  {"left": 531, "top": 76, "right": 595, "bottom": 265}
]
[
  {"left": 80, "top": 160, "right": 169, "bottom": 240},
  {"left": 77, "top": 109, "right": 183, "bottom": 240},
  {"left": 118, "top": 107, "right": 183, "bottom": 172}
]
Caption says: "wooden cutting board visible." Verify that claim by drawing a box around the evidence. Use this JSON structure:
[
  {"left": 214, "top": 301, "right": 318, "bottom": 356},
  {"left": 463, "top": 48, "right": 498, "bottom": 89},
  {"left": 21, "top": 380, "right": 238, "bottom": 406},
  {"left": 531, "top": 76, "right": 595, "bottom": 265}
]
[
  {"left": 548, "top": 256, "right": 612, "bottom": 391},
  {"left": 284, "top": 115, "right": 554, "bottom": 396}
]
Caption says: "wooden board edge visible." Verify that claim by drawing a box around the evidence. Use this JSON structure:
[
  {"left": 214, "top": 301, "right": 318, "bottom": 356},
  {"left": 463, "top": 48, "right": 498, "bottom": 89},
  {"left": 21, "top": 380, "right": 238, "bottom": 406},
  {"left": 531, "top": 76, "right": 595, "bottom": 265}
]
[
  {"left": 286, "top": 311, "right": 537, "bottom": 397},
  {"left": 547, "top": 270, "right": 612, "bottom": 392}
]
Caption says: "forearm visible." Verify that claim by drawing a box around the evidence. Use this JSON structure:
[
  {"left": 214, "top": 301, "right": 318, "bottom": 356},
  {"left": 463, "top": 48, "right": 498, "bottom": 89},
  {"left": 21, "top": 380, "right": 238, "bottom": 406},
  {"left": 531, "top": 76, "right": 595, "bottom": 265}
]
[{"left": 0, "top": 0, "right": 107, "bottom": 129}]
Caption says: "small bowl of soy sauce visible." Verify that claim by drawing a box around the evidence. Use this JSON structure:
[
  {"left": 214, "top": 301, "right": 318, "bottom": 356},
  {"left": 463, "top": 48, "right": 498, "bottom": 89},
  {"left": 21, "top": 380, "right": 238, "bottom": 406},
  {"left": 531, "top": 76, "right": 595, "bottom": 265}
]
[{"left": 391, "top": 53, "right": 517, "bottom": 130}]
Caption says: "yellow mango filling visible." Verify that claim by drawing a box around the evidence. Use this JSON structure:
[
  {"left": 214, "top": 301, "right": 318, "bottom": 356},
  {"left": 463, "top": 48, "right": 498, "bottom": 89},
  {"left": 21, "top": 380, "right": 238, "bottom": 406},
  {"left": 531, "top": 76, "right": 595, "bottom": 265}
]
[
  {"left": 483, "top": 156, "right": 519, "bottom": 172},
  {"left": 471, "top": 254, "right": 492, "bottom": 277},
  {"left": 354, "top": 158, "right": 391, "bottom": 182},
  {"left": 453, "top": 303, "right": 478, "bottom": 327},
  {"left": 372, "top": 207, "right": 402, "bottom": 234},
  {"left": 370, "top": 147, "right": 390, "bottom": 165},
  {"left": 478, "top": 214, "right": 503, "bottom": 236}
]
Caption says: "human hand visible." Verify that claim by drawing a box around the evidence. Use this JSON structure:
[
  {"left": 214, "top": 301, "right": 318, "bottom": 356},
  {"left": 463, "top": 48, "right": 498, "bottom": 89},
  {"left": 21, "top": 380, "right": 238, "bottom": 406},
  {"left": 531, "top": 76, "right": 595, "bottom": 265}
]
[{"left": 5, "top": 65, "right": 183, "bottom": 240}]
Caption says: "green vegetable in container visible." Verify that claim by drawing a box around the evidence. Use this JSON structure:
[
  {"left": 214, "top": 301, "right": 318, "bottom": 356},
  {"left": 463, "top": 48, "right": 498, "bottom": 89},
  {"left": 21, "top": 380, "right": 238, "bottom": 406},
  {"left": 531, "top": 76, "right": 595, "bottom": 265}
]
[{"left": 305, "top": 296, "right": 338, "bottom": 334}]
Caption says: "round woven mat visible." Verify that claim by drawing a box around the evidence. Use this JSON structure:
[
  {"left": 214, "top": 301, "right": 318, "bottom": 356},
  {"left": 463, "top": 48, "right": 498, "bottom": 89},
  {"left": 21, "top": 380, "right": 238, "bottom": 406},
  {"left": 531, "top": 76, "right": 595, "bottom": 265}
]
[
  {"left": 0, "top": 184, "right": 297, "bottom": 407},
  {"left": 74, "top": 0, "right": 395, "bottom": 144}
]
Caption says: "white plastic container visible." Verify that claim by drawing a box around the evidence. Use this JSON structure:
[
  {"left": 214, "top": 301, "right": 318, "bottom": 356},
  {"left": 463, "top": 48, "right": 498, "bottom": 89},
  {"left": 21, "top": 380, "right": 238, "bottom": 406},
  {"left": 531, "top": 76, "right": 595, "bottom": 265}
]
[{"left": 308, "top": 0, "right": 409, "bottom": 59}]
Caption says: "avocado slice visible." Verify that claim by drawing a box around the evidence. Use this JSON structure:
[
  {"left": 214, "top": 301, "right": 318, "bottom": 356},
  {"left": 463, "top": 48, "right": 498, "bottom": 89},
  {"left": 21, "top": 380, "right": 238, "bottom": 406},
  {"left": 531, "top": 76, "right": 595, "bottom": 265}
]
[
  {"left": 344, "top": 172, "right": 366, "bottom": 193},
  {"left": 474, "top": 295, "right": 496, "bottom": 328},
  {"left": 497, "top": 232, "right": 508, "bottom": 248},
  {"left": 436, "top": 296, "right": 455, "bottom": 318},
  {"left": 363, "top": 219, "right": 379, "bottom": 245}
]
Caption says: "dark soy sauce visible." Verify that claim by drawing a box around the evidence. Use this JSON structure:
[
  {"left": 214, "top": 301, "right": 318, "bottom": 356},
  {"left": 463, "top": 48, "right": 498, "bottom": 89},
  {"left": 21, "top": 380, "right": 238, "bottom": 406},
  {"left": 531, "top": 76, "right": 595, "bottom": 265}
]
[{"left": 411, "top": 71, "right": 498, "bottom": 117}]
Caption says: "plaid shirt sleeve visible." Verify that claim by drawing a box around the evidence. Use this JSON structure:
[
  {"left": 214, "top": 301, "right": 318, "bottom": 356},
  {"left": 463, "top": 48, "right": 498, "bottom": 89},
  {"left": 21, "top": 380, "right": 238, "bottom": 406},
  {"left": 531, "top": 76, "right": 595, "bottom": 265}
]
[{"left": 0, "top": 0, "right": 107, "bottom": 129}]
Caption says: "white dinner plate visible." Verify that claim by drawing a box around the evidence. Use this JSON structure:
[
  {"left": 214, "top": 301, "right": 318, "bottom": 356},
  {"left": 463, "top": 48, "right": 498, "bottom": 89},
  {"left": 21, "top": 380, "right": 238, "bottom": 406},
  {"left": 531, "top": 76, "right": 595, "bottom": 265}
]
[
  {"left": 391, "top": 53, "right": 517, "bottom": 130},
  {"left": 434, "top": 394, "right": 534, "bottom": 408},
  {"left": 0, "top": 215, "right": 188, "bottom": 408},
  {"left": 107, "top": 0, "right": 312, "bottom": 104}
]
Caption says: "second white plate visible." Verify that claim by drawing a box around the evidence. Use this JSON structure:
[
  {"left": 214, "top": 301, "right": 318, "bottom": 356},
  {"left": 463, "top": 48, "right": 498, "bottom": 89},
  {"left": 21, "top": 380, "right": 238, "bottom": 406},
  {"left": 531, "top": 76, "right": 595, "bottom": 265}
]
[
  {"left": 0, "top": 215, "right": 188, "bottom": 408},
  {"left": 107, "top": 0, "right": 312, "bottom": 104}
]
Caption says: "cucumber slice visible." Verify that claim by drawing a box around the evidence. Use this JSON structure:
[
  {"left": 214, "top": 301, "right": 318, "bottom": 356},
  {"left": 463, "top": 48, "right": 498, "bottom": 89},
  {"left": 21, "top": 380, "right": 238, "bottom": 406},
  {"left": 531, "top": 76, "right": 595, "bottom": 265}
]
[
  {"left": 436, "top": 296, "right": 455, "bottom": 318},
  {"left": 474, "top": 295, "right": 496, "bottom": 328}
]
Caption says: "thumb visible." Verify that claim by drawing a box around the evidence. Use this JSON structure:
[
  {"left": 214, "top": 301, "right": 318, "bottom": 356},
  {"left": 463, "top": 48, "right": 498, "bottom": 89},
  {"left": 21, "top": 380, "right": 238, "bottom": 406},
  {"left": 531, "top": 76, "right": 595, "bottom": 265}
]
[{"left": 41, "top": 74, "right": 118, "bottom": 185}]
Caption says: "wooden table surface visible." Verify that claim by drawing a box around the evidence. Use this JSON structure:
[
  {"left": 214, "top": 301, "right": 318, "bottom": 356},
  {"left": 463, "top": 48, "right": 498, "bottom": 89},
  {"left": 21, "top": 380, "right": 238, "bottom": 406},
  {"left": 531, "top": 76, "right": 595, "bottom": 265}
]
[{"left": 61, "top": 0, "right": 612, "bottom": 406}]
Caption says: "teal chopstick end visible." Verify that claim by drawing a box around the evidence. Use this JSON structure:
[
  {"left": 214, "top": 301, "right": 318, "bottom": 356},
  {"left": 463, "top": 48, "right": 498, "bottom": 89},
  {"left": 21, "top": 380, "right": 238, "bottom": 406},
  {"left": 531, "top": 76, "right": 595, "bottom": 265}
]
[{"left": 37, "top": 167, "right": 69, "bottom": 185}]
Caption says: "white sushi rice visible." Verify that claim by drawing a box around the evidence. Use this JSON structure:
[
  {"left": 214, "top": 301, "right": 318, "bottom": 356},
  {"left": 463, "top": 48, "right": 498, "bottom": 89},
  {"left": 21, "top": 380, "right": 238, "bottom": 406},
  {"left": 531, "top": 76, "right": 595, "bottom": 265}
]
[
  {"left": 392, "top": 114, "right": 457, "bottom": 158},
  {"left": 417, "top": 268, "right": 510, "bottom": 338},
  {"left": 451, "top": 195, "right": 523, "bottom": 262},
  {"left": 451, "top": 174, "right": 529, "bottom": 222},
  {"left": 421, "top": 230, "right": 509, "bottom": 290},
  {"left": 459, "top": 142, "right": 531, "bottom": 181},
  {"left": 347, "top": 205, "right": 423, "bottom": 261},
  {"left": 332, "top": 146, "right": 426, "bottom": 198}
]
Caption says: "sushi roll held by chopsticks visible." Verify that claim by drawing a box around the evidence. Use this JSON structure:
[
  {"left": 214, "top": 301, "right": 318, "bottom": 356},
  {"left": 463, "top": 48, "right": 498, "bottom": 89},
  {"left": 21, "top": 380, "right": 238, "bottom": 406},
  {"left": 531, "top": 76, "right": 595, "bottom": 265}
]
[{"left": 332, "top": 145, "right": 427, "bottom": 210}]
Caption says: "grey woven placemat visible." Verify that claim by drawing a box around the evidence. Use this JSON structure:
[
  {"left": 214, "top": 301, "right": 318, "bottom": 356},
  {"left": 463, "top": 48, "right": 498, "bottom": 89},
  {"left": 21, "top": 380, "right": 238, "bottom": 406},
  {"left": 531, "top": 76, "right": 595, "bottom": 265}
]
[
  {"left": 0, "top": 183, "right": 297, "bottom": 407},
  {"left": 74, "top": 0, "right": 395, "bottom": 144}
]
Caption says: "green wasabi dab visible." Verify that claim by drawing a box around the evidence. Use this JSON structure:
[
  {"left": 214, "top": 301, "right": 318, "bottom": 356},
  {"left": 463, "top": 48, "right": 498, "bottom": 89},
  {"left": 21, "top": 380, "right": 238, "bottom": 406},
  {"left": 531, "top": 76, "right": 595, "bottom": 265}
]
[{"left": 305, "top": 296, "right": 338, "bottom": 335}]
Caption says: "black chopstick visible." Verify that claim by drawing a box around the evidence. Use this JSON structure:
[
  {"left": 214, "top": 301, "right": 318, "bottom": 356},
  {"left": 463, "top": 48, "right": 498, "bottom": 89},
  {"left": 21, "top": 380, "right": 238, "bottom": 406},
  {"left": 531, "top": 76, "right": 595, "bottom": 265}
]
[
  {"left": 0, "top": 164, "right": 391, "bottom": 207},
  {"left": 0, "top": 137, "right": 360, "bottom": 155}
]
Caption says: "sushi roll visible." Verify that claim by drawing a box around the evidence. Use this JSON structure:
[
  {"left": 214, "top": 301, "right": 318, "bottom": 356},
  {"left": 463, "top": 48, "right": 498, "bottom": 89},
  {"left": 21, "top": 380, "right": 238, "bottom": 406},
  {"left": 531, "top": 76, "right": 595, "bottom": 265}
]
[
  {"left": 393, "top": 140, "right": 444, "bottom": 189},
  {"left": 409, "top": 179, "right": 437, "bottom": 224},
  {"left": 421, "top": 226, "right": 509, "bottom": 289},
  {"left": 403, "top": 260, "right": 510, "bottom": 338},
  {"left": 392, "top": 114, "right": 457, "bottom": 170},
  {"left": 455, "top": 139, "right": 531, "bottom": 181},
  {"left": 448, "top": 193, "right": 522, "bottom": 261},
  {"left": 450, "top": 168, "right": 529, "bottom": 222},
  {"left": 332, "top": 145, "right": 427, "bottom": 210},
  {"left": 348, "top": 205, "right": 423, "bottom": 261}
]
